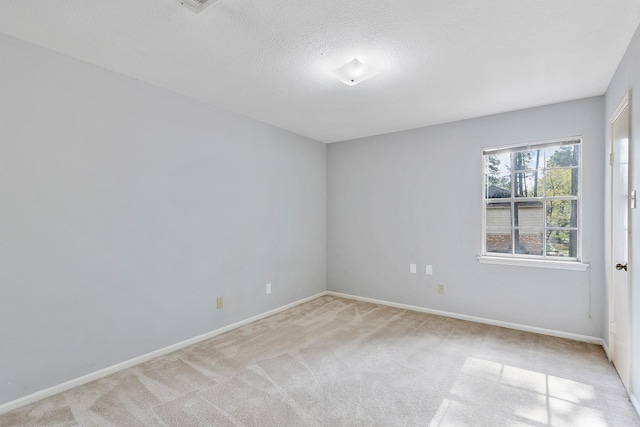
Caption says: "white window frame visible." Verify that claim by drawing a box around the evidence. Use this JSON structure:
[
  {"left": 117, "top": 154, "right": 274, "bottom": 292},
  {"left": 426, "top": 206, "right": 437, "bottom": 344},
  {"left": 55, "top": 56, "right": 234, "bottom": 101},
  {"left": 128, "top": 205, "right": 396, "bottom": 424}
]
[{"left": 478, "top": 136, "right": 589, "bottom": 271}]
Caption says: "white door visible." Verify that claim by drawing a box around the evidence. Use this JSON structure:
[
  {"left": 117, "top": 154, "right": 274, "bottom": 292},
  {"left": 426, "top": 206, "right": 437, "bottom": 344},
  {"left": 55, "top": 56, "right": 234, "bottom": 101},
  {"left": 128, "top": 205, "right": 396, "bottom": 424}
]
[{"left": 610, "top": 93, "right": 631, "bottom": 394}]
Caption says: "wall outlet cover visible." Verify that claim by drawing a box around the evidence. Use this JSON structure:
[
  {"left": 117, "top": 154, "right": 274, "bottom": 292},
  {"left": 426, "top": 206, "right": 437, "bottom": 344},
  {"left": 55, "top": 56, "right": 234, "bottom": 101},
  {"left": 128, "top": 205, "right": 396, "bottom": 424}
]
[{"left": 410, "top": 264, "right": 417, "bottom": 274}]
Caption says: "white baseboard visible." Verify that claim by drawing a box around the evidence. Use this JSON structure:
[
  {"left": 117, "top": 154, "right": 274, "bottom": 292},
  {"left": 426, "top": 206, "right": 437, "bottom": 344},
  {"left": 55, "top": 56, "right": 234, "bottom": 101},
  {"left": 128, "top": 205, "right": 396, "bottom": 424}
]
[
  {"left": 601, "top": 340, "right": 611, "bottom": 360},
  {"left": 327, "top": 291, "right": 606, "bottom": 346},
  {"left": 0, "top": 291, "right": 328, "bottom": 415},
  {"left": 0, "top": 290, "right": 612, "bottom": 416},
  {"left": 631, "top": 394, "right": 640, "bottom": 419}
]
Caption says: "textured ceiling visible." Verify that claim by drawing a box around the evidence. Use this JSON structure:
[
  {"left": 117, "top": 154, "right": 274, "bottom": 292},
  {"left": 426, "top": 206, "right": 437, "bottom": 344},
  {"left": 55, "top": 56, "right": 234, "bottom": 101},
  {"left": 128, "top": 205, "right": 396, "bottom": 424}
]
[{"left": 1, "top": 1, "right": 639, "bottom": 143}]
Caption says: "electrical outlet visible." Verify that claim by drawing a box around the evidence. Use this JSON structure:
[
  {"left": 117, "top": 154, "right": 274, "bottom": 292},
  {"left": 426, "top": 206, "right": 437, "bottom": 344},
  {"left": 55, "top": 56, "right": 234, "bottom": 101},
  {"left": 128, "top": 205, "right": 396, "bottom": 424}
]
[
  {"left": 266, "top": 283, "right": 272, "bottom": 294},
  {"left": 438, "top": 284, "right": 445, "bottom": 294},
  {"left": 216, "top": 297, "right": 223, "bottom": 309},
  {"left": 410, "top": 264, "right": 417, "bottom": 274}
]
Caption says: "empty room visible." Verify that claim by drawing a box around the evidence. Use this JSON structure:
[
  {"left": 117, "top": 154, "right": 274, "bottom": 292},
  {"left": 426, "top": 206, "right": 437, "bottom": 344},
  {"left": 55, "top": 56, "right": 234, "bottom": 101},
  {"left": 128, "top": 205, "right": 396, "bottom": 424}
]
[{"left": 1, "top": 1, "right": 640, "bottom": 426}]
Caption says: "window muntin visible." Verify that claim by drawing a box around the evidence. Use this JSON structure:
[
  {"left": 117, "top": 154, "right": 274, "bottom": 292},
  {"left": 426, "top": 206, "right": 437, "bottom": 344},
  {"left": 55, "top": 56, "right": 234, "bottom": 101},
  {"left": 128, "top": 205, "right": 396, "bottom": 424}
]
[{"left": 483, "top": 138, "right": 581, "bottom": 261}]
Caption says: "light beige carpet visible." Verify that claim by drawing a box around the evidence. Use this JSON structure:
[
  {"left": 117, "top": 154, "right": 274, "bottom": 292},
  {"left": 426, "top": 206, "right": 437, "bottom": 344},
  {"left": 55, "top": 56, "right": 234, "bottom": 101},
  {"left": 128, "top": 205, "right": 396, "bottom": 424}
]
[{"left": 1, "top": 295, "right": 638, "bottom": 426}]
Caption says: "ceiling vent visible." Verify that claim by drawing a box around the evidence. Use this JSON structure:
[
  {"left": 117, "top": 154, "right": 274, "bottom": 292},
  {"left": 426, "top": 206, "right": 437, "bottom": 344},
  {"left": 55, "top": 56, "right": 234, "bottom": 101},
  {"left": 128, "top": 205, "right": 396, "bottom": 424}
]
[{"left": 176, "top": 0, "right": 218, "bottom": 13}]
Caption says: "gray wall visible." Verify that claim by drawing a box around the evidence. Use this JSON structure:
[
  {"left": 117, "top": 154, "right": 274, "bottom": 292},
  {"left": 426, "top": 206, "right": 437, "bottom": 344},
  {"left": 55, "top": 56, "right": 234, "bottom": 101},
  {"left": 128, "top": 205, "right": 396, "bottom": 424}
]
[
  {"left": 2, "top": 24, "right": 630, "bottom": 408},
  {"left": 605, "top": 22, "right": 640, "bottom": 406},
  {"left": 327, "top": 97, "right": 605, "bottom": 337},
  {"left": 0, "top": 34, "right": 326, "bottom": 405}
]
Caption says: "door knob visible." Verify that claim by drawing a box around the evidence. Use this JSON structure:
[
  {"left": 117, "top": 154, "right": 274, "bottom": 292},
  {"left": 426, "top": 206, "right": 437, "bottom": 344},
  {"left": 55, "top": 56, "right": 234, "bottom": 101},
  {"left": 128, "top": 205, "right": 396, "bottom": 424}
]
[{"left": 616, "top": 263, "right": 628, "bottom": 271}]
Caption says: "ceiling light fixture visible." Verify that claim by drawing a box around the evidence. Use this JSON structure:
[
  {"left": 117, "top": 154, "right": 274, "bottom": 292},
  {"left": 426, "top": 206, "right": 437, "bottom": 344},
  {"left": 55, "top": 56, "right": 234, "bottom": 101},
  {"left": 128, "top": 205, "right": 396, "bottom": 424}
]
[
  {"left": 177, "top": 0, "right": 218, "bottom": 13},
  {"left": 332, "top": 58, "right": 378, "bottom": 86}
]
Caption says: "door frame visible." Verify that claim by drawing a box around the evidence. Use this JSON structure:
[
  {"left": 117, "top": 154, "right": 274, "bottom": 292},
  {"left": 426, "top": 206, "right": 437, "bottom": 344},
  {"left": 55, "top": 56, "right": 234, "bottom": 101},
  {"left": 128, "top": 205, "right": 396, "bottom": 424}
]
[{"left": 608, "top": 91, "right": 631, "bottom": 391}]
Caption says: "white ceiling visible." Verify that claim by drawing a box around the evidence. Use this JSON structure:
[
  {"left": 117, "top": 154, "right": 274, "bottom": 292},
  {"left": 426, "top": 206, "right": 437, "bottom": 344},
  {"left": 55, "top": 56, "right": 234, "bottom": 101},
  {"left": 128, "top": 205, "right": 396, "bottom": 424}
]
[{"left": 1, "top": 1, "right": 639, "bottom": 143}]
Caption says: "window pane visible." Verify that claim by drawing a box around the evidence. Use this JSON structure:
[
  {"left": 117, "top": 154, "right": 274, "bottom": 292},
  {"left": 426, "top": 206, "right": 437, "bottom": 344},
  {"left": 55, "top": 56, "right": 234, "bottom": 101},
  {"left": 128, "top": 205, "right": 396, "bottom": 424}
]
[
  {"left": 515, "top": 230, "right": 543, "bottom": 255},
  {"left": 484, "top": 153, "right": 511, "bottom": 174},
  {"left": 486, "top": 202, "right": 511, "bottom": 231},
  {"left": 514, "top": 149, "right": 543, "bottom": 171},
  {"left": 546, "top": 145, "right": 579, "bottom": 168},
  {"left": 486, "top": 173, "right": 511, "bottom": 198},
  {"left": 486, "top": 230, "right": 512, "bottom": 253},
  {"left": 545, "top": 168, "right": 578, "bottom": 197},
  {"left": 483, "top": 139, "right": 581, "bottom": 261},
  {"left": 514, "top": 170, "right": 543, "bottom": 197},
  {"left": 546, "top": 230, "right": 578, "bottom": 258},
  {"left": 514, "top": 201, "right": 543, "bottom": 228},
  {"left": 546, "top": 200, "right": 577, "bottom": 228}
]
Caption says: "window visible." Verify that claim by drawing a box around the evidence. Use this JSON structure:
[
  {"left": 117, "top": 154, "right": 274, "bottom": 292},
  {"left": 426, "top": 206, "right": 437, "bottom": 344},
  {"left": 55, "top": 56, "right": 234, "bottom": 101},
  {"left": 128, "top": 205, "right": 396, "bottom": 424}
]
[{"left": 482, "top": 137, "right": 581, "bottom": 263}]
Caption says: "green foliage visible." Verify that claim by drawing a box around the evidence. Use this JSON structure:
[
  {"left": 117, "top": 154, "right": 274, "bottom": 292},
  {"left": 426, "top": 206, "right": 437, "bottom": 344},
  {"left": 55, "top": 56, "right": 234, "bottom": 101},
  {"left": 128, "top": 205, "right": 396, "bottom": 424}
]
[
  {"left": 546, "top": 169, "right": 571, "bottom": 197},
  {"left": 484, "top": 144, "right": 579, "bottom": 257},
  {"left": 487, "top": 155, "right": 500, "bottom": 174},
  {"left": 547, "top": 146, "right": 577, "bottom": 168},
  {"left": 486, "top": 155, "right": 510, "bottom": 190}
]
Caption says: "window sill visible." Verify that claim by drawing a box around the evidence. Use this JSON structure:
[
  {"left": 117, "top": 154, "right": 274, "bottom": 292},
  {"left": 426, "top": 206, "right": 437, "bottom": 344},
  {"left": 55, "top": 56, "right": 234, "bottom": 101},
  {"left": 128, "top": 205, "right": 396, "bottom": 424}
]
[{"left": 477, "top": 256, "right": 589, "bottom": 271}]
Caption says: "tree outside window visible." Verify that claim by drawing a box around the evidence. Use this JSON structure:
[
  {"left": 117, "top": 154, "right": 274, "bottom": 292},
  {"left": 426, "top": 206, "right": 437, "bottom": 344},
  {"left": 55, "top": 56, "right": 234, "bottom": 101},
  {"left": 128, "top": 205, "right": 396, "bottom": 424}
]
[{"left": 483, "top": 139, "right": 580, "bottom": 260}]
